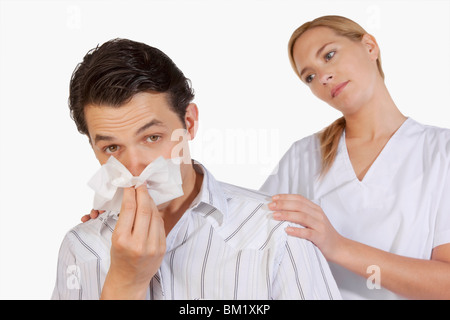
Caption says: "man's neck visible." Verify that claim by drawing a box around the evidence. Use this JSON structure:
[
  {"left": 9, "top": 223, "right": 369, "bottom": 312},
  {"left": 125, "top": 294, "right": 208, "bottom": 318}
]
[{"left": 158, "top": 163, "right": 204, "bottom": 236}]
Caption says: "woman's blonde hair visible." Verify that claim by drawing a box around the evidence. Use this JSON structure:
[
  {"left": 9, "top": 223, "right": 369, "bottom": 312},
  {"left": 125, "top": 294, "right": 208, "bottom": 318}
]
[{"left": 287, "top": 15, "right": 385, "bottom": 176}]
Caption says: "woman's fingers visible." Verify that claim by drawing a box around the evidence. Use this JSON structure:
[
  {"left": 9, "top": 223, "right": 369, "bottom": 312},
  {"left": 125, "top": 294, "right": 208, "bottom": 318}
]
[
  {"left": 285, "top": 225, "right": 315, "bottom": 242},
  {"left": 81, "top": 209, "right": 105, "bottom": 223},
  {"left": 271, "top": 194, "right": 320, "bottom": 211},
  {"left": 269, "top": 194, "right": 344, "bottom": 259},
  {"left": 273, "top": 210, "right": 317, "bottom": 229},
  {"left": 273, "top": 209, "right": 322, "bottom": 245},
  {"left": 270, "top": 194, "right": 323, "bottom": 229}
]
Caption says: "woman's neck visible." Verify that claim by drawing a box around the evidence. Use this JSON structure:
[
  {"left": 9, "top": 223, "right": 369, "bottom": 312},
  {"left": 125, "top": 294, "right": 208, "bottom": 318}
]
[{"left": 344, "top": 81, "right": 407, "bottom": 140}]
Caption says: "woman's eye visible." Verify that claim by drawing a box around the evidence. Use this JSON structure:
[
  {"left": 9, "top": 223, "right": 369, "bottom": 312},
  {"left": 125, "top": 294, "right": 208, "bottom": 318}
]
[
  {"left": 306, "top": 74, "right": 315, "bottom": 83},
  {"left": 325, "top": 51, "right": 335, "bottom": 61},
  {"left": 147, "top": 135, "right": 161, "bottom": 142}
]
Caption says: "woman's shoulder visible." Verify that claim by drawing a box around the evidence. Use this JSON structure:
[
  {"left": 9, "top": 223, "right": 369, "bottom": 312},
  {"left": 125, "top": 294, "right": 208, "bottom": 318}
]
[
  {"left": 407, "top": 118, "right": 450, "bottom": 158},
  {"left": 275, "top": 132, "right": 323, "bottom": 178},
  {"left": 287, "top": 132, "right": 321, "bottom": 155},
  {"left": 422, "top": 123, "right": 450, "bottom": 139},
  {"left": 409, "top": 118, "right": 450, "bottom": 134}
]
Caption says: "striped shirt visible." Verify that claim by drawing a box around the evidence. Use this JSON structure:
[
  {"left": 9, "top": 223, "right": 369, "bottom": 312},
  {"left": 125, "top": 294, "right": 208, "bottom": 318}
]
[{"left": 51, "top": 162, "right": 341, "bottom": 300}]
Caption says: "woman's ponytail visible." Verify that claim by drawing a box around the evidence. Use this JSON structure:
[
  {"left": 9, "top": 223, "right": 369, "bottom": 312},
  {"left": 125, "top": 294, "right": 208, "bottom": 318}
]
[{"left": 318, "top": 117, "right": 346, "bottom": 177}]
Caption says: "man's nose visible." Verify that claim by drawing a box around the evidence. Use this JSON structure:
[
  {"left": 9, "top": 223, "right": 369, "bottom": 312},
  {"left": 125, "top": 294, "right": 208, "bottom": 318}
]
[{"left": 120, "top": 148, "right": 149, "bottom": 177}]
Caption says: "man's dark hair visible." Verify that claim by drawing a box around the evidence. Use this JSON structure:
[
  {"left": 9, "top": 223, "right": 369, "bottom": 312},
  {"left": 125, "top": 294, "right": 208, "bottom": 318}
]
[{"left": 69, "top": 38, "right": 195, "bottom": 135}]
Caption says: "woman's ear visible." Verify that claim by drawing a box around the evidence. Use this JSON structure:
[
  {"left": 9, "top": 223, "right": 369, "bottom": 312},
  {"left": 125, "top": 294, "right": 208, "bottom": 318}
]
[
  {"left": 362, "top": 33, "right": 380, "bottom": 61},
  {"left": 184, "top": 103, "right": 199, "bottom": 140}
]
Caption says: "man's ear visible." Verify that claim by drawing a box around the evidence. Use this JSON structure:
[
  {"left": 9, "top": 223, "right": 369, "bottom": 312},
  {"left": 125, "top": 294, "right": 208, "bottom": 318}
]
[
  {"left": 184, "top": 103, "right": 199, "bottom": 140},
  {"left": 362, "top": 33, "right": 380, "bottom": 62}
]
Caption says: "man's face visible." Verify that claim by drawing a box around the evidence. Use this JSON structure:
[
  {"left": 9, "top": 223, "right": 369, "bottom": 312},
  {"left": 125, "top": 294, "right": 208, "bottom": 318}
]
[{"left": 85, "top": 91, "right": 196, "bottom": 177}]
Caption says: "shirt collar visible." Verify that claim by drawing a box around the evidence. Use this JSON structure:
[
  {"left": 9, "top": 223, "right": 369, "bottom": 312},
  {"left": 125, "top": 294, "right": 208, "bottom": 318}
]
[{"left": 188, "top": 160, "right": 229, "bottom": 227}]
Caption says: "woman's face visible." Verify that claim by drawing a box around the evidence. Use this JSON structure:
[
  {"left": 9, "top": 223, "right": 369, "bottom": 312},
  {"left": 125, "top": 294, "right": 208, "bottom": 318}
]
[{"left": 291, "top": 26, "right": 381, "bottom": 116}]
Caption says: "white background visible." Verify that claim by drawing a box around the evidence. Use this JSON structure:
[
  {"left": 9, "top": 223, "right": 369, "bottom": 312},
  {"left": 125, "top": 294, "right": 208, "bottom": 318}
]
[{"left": 0, "top": 0, "right": 449, "bottom": 299}]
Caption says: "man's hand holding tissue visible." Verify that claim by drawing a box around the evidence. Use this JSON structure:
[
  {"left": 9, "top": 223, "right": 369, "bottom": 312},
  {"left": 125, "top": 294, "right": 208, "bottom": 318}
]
[{"left": 101, "top": 185, "right": 166, "bottom": 300}]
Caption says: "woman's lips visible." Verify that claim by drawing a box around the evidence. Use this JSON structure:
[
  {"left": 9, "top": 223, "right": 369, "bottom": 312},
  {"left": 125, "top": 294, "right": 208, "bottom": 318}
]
[{"left": 331, "top": 81, "right": 349, "bottom": 98}]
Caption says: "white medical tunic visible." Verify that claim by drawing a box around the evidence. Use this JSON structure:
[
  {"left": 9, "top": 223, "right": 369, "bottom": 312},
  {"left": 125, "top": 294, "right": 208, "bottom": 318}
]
[{"left": 260, "top": 118, "right": 450, "bottom": 299}]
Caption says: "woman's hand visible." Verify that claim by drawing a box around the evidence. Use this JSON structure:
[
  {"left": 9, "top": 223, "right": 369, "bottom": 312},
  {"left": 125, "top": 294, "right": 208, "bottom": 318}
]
[
  {"left": 81, "top": 209, "right": 104, "bottom": 222},
  {"left": 270, "top": 194, "right": 450, "bottom": 299},
  {"left": 270, "top": 193, "right": 345, "bottom": 262}
]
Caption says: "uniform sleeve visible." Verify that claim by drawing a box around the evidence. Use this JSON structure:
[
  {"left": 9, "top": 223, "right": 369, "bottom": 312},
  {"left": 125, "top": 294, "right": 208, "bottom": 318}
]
[
  {"left": 271, "top": 235, "right": 342, "bottom": 300},
  {"left": 434, "top": 159, "right": 450, "bottom": 248},
  {"left": 51, "top": 232, "right": 83, "bottom": 300},
  {"left": 259, "top": 143, "right": 298, "bottom": 195}
]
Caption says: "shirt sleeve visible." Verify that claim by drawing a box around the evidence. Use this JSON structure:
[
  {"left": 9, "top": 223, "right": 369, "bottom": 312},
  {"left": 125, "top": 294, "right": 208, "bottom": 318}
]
[
  {"left": 51, "top": 230, "right": 104, "bottom": 300},
  {"left": 434, "top": 159, "right": 450, "bottom": 248},
  {"left": 271, "top": 235, "right": 342, "bottom": 300},
  {"left": 51, "top": 232, "right": 83, "bottom": 300}
]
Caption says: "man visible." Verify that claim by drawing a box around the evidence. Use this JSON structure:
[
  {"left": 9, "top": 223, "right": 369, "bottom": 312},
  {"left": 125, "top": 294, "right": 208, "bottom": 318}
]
[{"left": 52, "top": 38, "right": 341, "bottom": 299}]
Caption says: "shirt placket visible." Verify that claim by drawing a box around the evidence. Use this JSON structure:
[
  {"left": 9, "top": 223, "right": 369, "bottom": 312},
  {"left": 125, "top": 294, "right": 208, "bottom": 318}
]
[{"left": 148, "top": 269, "right": 165, "bottom": 300}]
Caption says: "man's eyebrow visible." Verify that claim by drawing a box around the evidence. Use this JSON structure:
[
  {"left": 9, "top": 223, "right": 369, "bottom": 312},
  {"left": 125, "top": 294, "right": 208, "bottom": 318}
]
[
  {"left": 299, "top": 42, "right": 335, "bottom": 78},
  {"left": 92, "top": 119, "right": 167, "bottom": 145},
  {"left": 135, "top": 119, "right": 166, "bottom": 136},
  {"left": 94, "top": 134, "right": 115, "bottom": 144}
]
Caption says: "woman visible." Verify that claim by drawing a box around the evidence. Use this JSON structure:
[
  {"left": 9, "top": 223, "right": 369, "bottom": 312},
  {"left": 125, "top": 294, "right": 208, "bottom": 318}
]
[
  {"left": 261, "top": 15, "right": 450, "bottom": 299},
  {"left": 82, "top": 15, "right": 450, "bottom": 299}
]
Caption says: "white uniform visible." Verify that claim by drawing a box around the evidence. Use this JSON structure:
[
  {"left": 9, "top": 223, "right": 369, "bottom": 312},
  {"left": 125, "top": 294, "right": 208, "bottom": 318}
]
[{"left": 260, "top": 118, "right": 450, "bottom": 299}]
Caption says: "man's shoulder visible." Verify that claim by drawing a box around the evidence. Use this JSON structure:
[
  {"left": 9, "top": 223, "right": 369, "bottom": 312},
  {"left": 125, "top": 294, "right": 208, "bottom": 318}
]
[
  {"left": 219, "top": 181, "right": 273, "bottom": 204},
  {"left": 214, "top": 181, "right": 289, "bottom": 251},
  {"left": 60, "top": 214, "right": 113, "bottom": 262}
]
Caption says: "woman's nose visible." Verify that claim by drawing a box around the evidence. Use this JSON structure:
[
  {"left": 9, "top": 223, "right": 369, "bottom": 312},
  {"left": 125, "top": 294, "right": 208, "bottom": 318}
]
[{"left": 320, "top": 73, "right": 333, "bottom": 85}]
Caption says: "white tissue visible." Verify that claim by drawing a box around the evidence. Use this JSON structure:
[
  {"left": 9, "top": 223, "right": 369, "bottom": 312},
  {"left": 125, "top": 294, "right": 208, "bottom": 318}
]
[{"left": 87, "top": 156, "right": 184, "bottom": 213}]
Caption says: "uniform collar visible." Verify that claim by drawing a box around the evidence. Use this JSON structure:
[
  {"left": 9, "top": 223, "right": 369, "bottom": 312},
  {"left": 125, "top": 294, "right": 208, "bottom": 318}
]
[{"left": 316, "top": 117, "right": 419, "bottom": 194}]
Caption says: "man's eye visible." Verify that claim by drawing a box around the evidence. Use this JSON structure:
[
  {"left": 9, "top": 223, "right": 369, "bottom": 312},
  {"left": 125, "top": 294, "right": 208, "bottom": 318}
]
[
  {"left": 306, "top": 74, "right": 315, "bottom": 83},
  {"left": 105, "top": 145, "right": 119, "bottom": 153},
  {"left": 146, "top": 135, "right": 161, "bottom": 142},
  {"left": 325, "top": 51, "right": 335, "bottom": 61}
]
